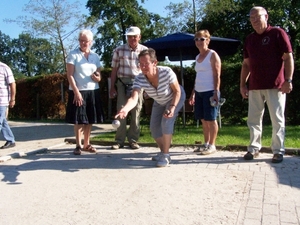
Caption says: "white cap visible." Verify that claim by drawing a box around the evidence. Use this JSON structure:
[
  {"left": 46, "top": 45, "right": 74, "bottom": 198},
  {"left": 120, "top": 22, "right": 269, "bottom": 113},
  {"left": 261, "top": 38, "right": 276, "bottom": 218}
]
[{"left": 125, "top": 26, "right": 141, "bottom": 36}]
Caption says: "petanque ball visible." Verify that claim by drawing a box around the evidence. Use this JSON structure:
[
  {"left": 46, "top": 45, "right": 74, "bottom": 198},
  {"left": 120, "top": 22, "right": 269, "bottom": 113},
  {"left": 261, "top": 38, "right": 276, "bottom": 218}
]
[
  {"left": 164, "top": 109, "right": 170, "bottom": 115},
  {"left": 112, "top": 120, "right": 120, "bottom": 129}
]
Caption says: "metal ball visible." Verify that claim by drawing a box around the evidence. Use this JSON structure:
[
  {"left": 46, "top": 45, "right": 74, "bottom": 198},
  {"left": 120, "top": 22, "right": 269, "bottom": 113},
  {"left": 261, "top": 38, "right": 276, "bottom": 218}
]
[
  {"left": 164, "top": 109, "right": 170, "bottom": 115},
  {"left": 112, "top": 120, "right": 120, "bottom": 129}
]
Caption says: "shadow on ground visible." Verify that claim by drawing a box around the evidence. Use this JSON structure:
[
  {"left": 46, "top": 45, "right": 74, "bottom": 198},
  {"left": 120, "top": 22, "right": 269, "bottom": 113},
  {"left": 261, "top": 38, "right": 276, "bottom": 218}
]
[
  {"left": 0, "top": 123, "right": 108, "bottom": 142},
  {"left": 1, "top": 146, "right": 300, "bottom": 190}
]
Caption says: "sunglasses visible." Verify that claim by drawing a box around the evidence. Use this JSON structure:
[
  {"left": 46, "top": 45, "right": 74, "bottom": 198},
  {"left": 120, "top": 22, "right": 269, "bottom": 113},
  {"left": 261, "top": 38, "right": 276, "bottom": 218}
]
[{"left": 194, "top": 37, "right": 207, "bottom": 41}]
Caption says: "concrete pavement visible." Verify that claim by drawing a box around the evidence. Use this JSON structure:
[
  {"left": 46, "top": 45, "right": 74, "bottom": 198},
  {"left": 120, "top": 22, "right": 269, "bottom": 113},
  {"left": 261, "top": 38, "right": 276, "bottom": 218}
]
[
  {"left": 0, "top": 121, "right": 300, "bottom": 224},
  {"left": 0, "top": 121, "right": 115, "bottom": 162}
]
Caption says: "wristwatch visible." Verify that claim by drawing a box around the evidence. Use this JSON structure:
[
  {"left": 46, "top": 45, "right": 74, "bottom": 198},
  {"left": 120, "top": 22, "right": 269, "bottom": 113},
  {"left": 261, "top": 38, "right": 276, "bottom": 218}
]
[{"left": 285, "top": 78, "right": 292, "bottom": 83}]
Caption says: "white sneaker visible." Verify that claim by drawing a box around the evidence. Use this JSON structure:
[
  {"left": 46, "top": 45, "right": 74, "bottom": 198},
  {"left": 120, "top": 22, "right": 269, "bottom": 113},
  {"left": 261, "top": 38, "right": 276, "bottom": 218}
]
[
  {"left": 156, "top": 154, "right": 171, "bottom": 167},
  {"left": 152, "top": 152, "right": 162, "bottom": 161},
  {"left": 152, "top": 152, "right": 171, "bottom": 162},
  {"left": 198, "top": 145, "right": 217, "bottom": 155}
]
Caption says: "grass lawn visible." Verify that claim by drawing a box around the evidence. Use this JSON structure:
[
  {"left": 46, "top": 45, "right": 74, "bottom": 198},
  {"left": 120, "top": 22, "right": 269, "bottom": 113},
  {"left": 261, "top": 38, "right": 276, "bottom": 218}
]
[{"left": 92, "top": 123, "right": 300, "bottom": 149}]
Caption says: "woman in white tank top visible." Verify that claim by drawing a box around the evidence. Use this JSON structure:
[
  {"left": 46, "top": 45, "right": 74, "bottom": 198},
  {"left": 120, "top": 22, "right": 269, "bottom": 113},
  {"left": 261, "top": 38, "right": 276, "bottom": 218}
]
[{"left": 188, "top": 30, "right": 222, "bottom": 155}]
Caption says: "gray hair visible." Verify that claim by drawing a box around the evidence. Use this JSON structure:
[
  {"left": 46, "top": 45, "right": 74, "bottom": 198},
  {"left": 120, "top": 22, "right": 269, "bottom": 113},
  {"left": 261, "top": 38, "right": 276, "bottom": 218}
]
[
  {"left": 250, "top": 6, "right": 268, "bottom": 15},
  {"left": 78, "top": 29, "right": 93, "bottom": 41}
]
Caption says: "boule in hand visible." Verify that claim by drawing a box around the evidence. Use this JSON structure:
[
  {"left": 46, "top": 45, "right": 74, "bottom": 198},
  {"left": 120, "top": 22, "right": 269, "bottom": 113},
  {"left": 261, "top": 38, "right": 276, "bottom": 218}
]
[{"left": 164, "top": 109, "right": 170, "bottom": 116}]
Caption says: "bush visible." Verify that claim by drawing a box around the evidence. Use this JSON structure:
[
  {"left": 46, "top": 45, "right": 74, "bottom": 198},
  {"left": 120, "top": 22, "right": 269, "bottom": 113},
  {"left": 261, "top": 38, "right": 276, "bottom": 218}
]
[{"left": 9, "top": 59, "right": 300, "bottom": 125}]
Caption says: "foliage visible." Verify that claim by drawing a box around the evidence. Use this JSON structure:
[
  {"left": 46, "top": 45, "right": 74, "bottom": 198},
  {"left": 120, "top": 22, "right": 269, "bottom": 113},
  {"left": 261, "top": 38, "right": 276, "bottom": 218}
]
[
  {"left": 285, "top": 60, "right": 300, "bottom": 124},
  {"left": 0, "top": 31, "right": 13, "bottom": 66},
  {"left": 163, "top": 0, "right": 299, "bottom": 58},
  {"left": 202, "top": 0, "right": 300, "bottom": 57},
  {"left": 10, "top": 74, "right": 68, "bottom": 119},
  {"left": 1, "top": 0, "right": 299, "bottom": 124},
  {"left": 0, "top": 32, "right": 64, "bottom": 77},
  {"left": 5, "top": 0, "right": 94, "bottom": 73},
  {"left": 10, "top": 34, "right": 64, "bottom": 76},
  {"left": 10, "top": 71, "right": 110, "bottom": 120},
  {"left": 164, "top": 0, "right": 207, "bottom": 34},
  {"left": 8, "top": 59, "right": 300, "bottom": 124},
  {"left": 2, "top": 0, "right": 298, "bottom": 75},
  {"left": 86, "top": 0, "right": 168, "bottom": 67}
]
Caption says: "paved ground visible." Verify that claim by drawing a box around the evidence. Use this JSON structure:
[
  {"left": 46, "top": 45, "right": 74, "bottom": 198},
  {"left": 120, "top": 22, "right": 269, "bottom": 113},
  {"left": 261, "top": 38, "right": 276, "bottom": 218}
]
[
  {"left": 0, "top": 121, "right": 115, "bottom": 161},
  {"left": 0, "top": 121, "right": 300, "bottom": 224}
]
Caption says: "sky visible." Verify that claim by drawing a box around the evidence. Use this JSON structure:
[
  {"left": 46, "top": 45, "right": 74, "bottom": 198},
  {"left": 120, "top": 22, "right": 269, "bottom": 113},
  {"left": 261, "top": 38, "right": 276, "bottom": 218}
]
[
  {"left": 0, "top": 0, "right": 180, "bottom": 39},
  {"left": 0, "top": 0, "right": 192, "bottom": 65}
]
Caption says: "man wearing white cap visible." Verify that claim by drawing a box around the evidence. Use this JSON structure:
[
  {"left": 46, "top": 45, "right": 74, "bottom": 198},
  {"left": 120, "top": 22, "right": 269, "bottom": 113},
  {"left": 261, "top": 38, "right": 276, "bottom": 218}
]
[{"left": 110, "top": 26, "right": 148, "bottom": 150}]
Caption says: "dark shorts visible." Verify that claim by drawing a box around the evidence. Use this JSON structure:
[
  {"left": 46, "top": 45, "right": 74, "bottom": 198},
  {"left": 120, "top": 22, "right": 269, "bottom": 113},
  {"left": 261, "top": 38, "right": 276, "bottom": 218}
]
[
  {"left": 65, "top": 89, "right": 104, "bottom": 124},
  {"left": 194, "top": 90, "right": 218, "bottom": 121}
]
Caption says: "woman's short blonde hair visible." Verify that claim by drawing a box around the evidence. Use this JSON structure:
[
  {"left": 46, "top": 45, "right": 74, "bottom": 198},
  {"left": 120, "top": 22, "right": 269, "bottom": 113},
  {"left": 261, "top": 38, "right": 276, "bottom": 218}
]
[{"left": 194, "top": 29, "right": 211, "bottom": 39}]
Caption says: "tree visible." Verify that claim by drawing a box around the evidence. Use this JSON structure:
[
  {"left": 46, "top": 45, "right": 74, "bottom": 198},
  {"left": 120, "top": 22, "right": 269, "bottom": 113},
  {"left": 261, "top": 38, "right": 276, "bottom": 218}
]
[
  {"left": 86, "top": 0, "right": 167, "bottom": 67},
  {"left": 11, "top": 34, "right": 63, "bottom": 77},
  {"left": 0, "top": 31, "right": 13, "bottom": 66},
  {"left": 202, "top": 0, "right": 300, "bottom": 57},
  {"left": 164, "top": 0, "right": 207, "bottom": 34},
  {"left": 286, "top": 0, "right": 300, "bottom": 57},
  {"left": 162, "top": 0, "right": 299, "bottom": 59},
  {"left": 6, "top": 0, "right": 92, "bottom": 73}
]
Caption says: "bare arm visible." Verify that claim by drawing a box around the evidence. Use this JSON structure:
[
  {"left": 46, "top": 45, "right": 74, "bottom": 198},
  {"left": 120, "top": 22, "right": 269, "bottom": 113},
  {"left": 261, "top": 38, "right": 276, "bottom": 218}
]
[
  {"left": 166, "top": 81, "right": 181, "bottom": 118},
  {"left": 9, "top": 82, "right": 16, "bottom": 108},
  {"left": 66, "top": 63, "right": 83, "bottom": 106},
  {"left": 189, "top": 88, "right": 195, "bottom": 105},
  {"left": 240, "top": 58, "right": 251, "bottom": 99},
  {"left": 211, "top": 51, "right": 221, "bottom": 102},
  {"left": 281, "top": 52, "right": 294, "bottom": 94}
]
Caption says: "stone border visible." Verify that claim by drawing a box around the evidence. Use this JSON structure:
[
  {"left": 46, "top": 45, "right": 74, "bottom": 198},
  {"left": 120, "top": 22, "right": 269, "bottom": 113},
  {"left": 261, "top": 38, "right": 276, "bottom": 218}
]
[{"left": 65, "top": 138, "right": 300, "bottom": 156}]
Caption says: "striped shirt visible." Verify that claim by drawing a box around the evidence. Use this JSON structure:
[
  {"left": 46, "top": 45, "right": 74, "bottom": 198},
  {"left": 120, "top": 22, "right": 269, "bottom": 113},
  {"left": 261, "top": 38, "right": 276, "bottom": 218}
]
[
  {"left": 111, "top": 43, "right": 148, "bottom": 78},
  {"left": 133, "top": 66, "right": 177, "bottom": 105},
  {"left": 0, "top": 62, "right": 15, "bottom": 106}
]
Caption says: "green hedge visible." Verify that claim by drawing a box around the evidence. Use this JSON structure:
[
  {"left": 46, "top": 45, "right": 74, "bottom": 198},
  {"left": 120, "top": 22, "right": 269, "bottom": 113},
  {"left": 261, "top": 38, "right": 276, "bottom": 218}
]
[{"left": 9, "top": 61, "right": 299, "bottom": 125}]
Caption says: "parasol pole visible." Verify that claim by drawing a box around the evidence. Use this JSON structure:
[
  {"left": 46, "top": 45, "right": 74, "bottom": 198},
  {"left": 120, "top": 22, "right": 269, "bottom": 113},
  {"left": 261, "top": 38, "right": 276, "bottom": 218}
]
[{"left": 179, "top": 48, "right": 186, "bottom": 128}]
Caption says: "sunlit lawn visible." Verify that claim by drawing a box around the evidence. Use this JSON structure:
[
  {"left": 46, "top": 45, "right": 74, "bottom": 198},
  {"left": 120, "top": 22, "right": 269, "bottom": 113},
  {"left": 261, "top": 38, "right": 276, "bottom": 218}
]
[{"left": 92, "top": 123, "right": 300, "bottom": 149}]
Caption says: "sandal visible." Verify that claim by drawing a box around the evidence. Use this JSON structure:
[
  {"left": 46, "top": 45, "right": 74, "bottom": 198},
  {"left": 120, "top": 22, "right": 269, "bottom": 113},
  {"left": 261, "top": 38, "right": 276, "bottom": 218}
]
[
  {"left": 83, "top": 144, "right": 97, "bottom": 153},
  {"left": 73, "top": 146, "right": 82, "bottom": 155}
]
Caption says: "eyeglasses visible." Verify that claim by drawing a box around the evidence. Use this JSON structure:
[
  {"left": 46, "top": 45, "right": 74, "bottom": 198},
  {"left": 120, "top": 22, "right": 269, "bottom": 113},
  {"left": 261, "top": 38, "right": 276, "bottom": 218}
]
[
  {"left": 79, "top": 39, "right": 91, "bottom": 43},
  {"left": 127, "top": 35, "right": 139, "bottom": 39},
  {"left": 138, "top": 62, "right": 153, "bottom": 67},
  {"left": 194, "top": 37, "right": 207, "bottom": 42},
  {"left": 249, "top": 14, "right": 265, "bottom": 22}
]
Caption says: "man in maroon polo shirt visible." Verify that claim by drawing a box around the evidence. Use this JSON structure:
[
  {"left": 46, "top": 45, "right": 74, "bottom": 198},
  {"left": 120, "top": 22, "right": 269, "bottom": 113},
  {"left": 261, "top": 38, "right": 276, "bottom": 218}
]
[{"left": 240, "top": 6, "right": 294, "bottom": 163}]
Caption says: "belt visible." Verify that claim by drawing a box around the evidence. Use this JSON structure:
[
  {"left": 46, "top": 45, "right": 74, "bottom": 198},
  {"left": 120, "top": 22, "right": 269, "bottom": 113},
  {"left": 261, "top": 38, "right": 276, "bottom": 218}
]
[{"left": 118, "top": 77, "right": 135, "bottom": 82}]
